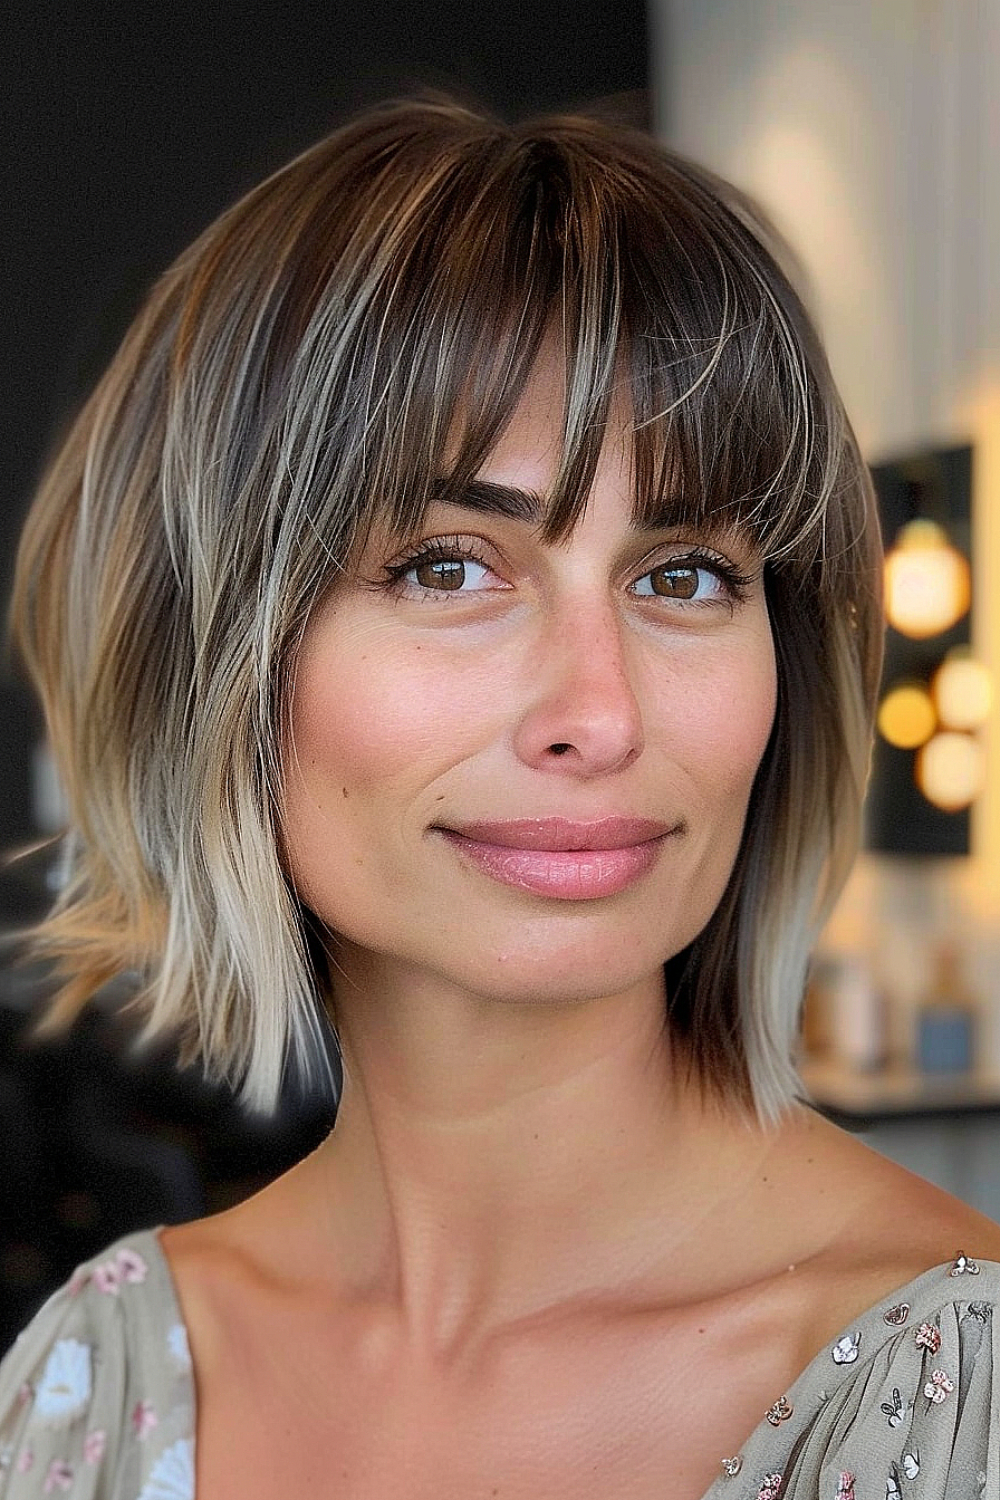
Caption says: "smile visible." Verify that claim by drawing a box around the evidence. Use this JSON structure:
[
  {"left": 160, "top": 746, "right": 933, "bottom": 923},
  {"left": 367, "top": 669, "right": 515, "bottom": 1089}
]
[{"left": 435, "top": 818, "right": 679, "bottom": 900}]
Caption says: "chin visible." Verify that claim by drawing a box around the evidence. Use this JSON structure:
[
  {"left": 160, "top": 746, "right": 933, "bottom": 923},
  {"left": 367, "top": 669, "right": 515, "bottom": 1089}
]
[{"left": 436, "top": 935, "right": 674, "bottom": 1010}]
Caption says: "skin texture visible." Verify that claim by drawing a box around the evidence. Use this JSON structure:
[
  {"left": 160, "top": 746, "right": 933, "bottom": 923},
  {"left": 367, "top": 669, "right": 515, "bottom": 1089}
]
[
  {"left": 162, "top": 349, "right": 1000, "bottom": 1500},
  {"left": 282, "top": 344, "right": 776, "bottom": 1026}
]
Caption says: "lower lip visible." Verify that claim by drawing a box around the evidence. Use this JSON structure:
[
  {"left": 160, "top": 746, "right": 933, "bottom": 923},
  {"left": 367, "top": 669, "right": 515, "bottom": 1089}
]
[{"left": 437, "top": 831, "right": 670, "bottom": 899}]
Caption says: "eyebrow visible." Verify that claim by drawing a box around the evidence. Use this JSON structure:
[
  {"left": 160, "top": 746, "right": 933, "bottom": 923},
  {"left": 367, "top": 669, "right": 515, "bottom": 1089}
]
[
  {"left": 432, "top": 479, "right": 721, "bottom": 538},
  {"left": 432, "top": 479, "right": 544, "bottom": 524}
]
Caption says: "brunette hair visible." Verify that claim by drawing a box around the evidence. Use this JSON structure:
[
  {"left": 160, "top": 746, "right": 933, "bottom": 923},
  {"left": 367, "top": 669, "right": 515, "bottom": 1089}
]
[{"left": 11, "top": 97, "right": 883, "bottom": 1118}]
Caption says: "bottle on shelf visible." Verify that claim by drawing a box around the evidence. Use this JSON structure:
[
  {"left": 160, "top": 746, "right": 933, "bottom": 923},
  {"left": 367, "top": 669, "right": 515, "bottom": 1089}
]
[{"left": 916, "top": 940, "right": 977, "bottom": 1075}]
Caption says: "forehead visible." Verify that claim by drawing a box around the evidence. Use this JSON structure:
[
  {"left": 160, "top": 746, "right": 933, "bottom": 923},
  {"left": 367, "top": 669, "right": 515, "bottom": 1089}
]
[{"left": 470, "top": 342, "right": 633, "bottom": 501}]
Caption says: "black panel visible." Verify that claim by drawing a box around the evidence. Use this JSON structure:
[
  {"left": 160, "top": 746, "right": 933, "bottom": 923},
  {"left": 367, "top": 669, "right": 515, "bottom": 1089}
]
[{"left": 865, "top": 445, "right": 973, "bottom": 856}]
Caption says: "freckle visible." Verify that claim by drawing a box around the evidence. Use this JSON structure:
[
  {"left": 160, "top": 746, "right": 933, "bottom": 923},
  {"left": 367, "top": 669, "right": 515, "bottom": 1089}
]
[
  {"left": 342, "top": 787, "right": 349, "bottom": 798},
  {"left": 697, "top": 1326, "right": 705, "bottom": 1334}
]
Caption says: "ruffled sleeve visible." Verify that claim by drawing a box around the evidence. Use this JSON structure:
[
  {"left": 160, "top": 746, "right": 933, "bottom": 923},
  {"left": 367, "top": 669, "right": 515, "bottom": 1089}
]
[
  {"left": 0, "top": 1233, "right": 194, "bottom": 1500},
  {"left": 712, "top": 1258, "right": 1000, "bottom": 1499},
  {"left": 782, "top": 1292, "right": 999, "bottom": 1498}
]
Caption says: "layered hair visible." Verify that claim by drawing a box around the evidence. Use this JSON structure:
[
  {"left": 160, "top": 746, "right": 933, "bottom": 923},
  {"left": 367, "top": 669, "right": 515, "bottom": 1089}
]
[{"left": 11, "top": 97, "right": 883, "bottom": 1119}]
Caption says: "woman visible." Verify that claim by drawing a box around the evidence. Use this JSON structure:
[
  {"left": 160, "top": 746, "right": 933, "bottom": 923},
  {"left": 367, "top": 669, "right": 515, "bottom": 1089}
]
[{"left": 2, "top": 96, "right": 999, "bottom": 1500}]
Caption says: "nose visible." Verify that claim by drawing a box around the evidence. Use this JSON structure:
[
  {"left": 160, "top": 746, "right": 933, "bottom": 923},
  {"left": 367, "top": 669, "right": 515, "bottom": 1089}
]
[{"left": 513, "top": 600, "right": 645, "bottom": 777}]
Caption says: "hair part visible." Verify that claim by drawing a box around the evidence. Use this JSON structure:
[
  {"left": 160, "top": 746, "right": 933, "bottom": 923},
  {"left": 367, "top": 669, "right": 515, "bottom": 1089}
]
[{"left": 11, "top": 96, "right": 883, "bottom": 1118}]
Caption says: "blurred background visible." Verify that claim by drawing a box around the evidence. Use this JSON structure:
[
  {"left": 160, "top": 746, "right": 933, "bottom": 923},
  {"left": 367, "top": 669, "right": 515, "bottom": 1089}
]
[{"left": 2, "top": 0, "right": 999, "bottom": 1347}]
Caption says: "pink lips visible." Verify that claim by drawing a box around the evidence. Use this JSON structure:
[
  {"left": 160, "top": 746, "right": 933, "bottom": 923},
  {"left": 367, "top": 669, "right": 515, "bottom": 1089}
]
[{"left": 435, "top": 817, "right": 678, "bottom": 900}]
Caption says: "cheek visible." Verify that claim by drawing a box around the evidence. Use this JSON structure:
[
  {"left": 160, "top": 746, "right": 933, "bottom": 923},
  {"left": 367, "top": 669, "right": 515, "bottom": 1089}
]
[
  {"left": 284, "top": 617, "right": 505, "bottom": 825},
  {"left": 659, "top": 635, "right": 777, "bottom": 802}
]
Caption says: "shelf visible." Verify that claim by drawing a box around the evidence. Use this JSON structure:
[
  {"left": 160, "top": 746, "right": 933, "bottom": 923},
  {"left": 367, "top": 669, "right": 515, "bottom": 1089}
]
[{"left": 800, "top": 1058, "right": 1000, "bottom": 1121}]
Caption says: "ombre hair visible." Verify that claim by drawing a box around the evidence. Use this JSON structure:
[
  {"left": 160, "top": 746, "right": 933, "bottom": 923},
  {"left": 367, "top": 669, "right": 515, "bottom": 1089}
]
[{"left": 11, "top": 97, "right": 883, "bottom": 1119}]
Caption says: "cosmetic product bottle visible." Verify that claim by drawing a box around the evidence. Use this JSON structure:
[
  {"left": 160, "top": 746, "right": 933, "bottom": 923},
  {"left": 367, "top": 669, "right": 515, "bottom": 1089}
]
[{"left": 916, "top": 941, "right": 976, "bottom": 1074}]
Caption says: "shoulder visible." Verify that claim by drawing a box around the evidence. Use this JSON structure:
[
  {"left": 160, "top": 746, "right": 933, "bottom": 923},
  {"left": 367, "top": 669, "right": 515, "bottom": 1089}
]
[
  {"left": 710, "top": 1112, "right": 1000, "bottom": 1492},
  {"left": 0, "top": 1230, "right": 195, "bottom": 1500},
  {"left": 763, "top": 1254, "right": 1000, "bottom": 1499},
  {"left": 778, "top": 1107, "right": 1000, "bottom": 1278}
]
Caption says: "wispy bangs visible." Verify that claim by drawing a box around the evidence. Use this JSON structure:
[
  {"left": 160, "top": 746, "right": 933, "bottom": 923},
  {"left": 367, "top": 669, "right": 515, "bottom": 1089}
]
[{"left": 290, "top": 114, "right": 849, "bottom": 581}]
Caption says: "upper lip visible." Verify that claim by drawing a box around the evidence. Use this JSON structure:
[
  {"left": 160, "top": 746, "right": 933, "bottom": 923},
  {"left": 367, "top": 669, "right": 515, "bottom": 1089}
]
[{"left": 438, "top": 817, "right": 678, "bottom": 851}]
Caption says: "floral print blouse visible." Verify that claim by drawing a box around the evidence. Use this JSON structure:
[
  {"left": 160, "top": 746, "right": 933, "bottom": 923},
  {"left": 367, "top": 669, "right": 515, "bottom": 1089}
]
[{"left": 0, "top": 1229, "right": 998, "bottom": 1498}]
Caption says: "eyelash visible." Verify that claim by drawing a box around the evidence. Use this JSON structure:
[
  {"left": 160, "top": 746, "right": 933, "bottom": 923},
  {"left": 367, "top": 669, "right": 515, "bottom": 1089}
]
[
  {"left": 382, "top": 536, "right": 496, "bottom": 591},
  {"left": 380, "top": 535, "right": 755, "bottom": 606}
]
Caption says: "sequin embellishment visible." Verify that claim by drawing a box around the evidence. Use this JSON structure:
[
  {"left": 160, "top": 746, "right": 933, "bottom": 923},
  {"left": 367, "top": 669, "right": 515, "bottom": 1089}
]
[
  {"left": 756, "top": 1475, "right": 782, "bottom": 1500},
  {"left": 924, "top": 1368, "right": 954, "bottom": 1404},
  {"left": 966, "top": 1301, "right": 992, "bottom": 1322},
  {"left": 915, "top": 1321, "right": 941, "bottom": 1354},
  {"left": 836, "top": 1474, "right": 856, "bottom": 1500},
  {"left": 721, "top": 1456, "right": 743, "bottom": 1477},
  {"left": 883, "top": 1302, "right": 910, "bottom": 1326},
  {"left": 949, "top": 1254, "right": 981, "bottom": 1277},
  {"left": 831, "top": 1333, "right": 861, "bottom": 1364},
  {"left": 765, "top": 1396, "right": 793, "bottom": 1427}
]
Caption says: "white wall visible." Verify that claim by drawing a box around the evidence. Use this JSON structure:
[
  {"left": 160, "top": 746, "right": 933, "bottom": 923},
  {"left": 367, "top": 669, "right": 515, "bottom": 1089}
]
[
  {"left": 650, "top": 0, "right": 1000, "bottom": 460},
  {"left": 650, "top": 0, "right": 1000, "bottom": 889}
]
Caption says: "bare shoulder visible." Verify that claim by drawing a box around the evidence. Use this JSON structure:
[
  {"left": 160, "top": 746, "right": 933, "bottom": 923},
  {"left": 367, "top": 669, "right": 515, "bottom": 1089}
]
[
  {"left": 810, "top": 1110, "right": 1000, "bottom": 1254},
  {"left": 158, "top": 1212, "right": 250, "bottom": 1370},
  {"left": 782, "top": 1110, "right": 1000, "bottom": 1331},
  {"left": 157, "top": 1179, "right": 303, "bottom": 1374}
]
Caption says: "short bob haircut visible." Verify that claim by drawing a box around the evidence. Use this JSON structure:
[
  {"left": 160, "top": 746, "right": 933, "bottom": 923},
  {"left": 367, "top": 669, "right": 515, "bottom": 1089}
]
[{"left": 11, "top": 97, "right": 883, "bottom": 1121}]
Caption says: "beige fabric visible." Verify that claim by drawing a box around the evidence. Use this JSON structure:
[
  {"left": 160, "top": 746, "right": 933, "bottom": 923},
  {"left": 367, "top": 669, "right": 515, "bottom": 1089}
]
[{"left": 1, "top": 1229, "right": 998, "bottom": 1498}]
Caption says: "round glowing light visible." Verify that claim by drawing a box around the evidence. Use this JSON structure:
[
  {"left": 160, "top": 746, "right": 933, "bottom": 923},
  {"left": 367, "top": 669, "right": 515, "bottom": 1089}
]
[
  {"left": 884, "top": 519, "right": 971, "bottom": 639},
  {"left": 877, "top": 682, "right": 937, "bottom": 749},
  {"left": 933, "top": 654, "right": 993, "bottom": 731},
  {"left": 916, "top": 731, "right": 985, "bottom": 811}
]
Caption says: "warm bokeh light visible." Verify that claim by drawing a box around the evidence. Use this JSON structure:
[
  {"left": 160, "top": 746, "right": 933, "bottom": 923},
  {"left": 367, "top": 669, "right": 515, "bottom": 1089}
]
[
  {"left": 884, "top": 519, "right": 971, "bottom": 638},
  {"left": 916, "top": 731, "right": 986, "bottom": 811},
  {"left": 933, "top": 654, "right": 993, "bottom": 731},
  {"left": 876, "top": 682, "right": 937, "bottom": 749}
]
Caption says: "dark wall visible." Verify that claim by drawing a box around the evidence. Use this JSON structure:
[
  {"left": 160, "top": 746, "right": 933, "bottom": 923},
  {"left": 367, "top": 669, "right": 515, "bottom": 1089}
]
[{"left": 1, "top": 0, "right": 649, "bottom": 860}]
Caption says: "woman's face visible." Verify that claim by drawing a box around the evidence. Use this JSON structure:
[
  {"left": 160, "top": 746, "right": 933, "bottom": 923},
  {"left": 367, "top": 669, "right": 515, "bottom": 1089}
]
[{"left": 282, "top": 352, "right": 777, "bottom": 1008}]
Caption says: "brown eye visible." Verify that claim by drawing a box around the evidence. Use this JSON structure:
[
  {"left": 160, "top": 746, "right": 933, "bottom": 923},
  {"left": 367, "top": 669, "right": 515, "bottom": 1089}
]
[
  {"left": 648, "top": 565, "right": 699, "bottom": 599},
  {"left": 415, "top": 558, "right": 466, "bottom": 590}
]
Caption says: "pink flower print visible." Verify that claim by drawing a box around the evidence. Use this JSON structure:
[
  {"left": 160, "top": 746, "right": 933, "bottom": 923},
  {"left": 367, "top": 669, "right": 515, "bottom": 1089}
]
[
  {"left": 83, "top": 1429, "right": 106, "bottom": 1465},
  {"left": 836, "top": 1474, "right": 856, "bottom": 1500},
  {"left": 16, "top": 1382, "right": 31, "bottom": 1407},
  {"left": 15, "top": 1449, "right": 34, "bottom": 1474},
  {"left": 757, "top": 1475, "right": 783, "bottom": 1500},
  {"left": 132, "top": 1400, "right": 158, "bottom": 1440},
  {"left": 915, "top": 1321, "right": 942, "bottom": 1354},
  {"left": 115, "top": 1247, "right": 148, "bottom": 1284},
  {"left": 924, "top": 1368, "right": 955, "bottom": 1404},
  {"left": 43, "top": 1459, "right": 73, "bottom": 1493},
  {"left": 67, "top": 1269, "right": 90, "bottom": 1298},
  {"left": 92, "top": 1261, "right": 121, "bottom": 1295}
]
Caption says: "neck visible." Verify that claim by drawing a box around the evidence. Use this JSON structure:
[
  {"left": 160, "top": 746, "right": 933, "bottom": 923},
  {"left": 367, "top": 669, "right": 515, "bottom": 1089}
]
[{"left": 279, "top": 951, "right": 782, "bottom": 1358}]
